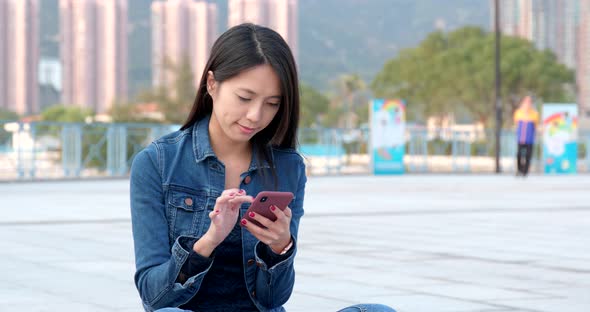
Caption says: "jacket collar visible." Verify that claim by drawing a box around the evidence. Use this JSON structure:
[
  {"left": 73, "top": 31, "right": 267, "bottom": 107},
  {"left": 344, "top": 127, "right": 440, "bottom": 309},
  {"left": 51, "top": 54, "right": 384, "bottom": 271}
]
[{"left": 192, "top": 114, "right": 275, "bottom": 170}]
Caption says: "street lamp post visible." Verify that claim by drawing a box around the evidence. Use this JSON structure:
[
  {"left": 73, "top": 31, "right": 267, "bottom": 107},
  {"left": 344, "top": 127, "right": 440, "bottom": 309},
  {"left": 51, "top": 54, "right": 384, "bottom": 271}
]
[{"left": 494, "top": 0, "right": 502, "bottom": 173}]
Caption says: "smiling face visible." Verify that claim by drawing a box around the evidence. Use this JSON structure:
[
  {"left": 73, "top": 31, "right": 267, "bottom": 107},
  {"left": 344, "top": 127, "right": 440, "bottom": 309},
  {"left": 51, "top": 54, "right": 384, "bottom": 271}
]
[{"left": 207, "top": 64, "right": 282, "bottom": 145}]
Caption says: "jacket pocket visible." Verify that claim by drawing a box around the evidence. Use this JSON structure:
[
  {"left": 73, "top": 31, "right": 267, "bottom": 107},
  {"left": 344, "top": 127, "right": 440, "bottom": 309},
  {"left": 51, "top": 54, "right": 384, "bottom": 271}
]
[{"left": 168, "top": 189, "right": 207, "bottom": 241}]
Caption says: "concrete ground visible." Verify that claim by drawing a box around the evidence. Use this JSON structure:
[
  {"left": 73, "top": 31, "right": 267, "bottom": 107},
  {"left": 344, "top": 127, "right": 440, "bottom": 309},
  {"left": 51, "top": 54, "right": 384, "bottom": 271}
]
[{"left": 1, "top": 174, "right": 589, "bottom": 312}]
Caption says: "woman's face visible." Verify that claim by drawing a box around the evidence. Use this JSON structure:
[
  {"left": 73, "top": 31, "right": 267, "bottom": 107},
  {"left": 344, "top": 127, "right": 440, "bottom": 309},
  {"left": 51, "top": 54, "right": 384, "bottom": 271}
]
[{"left": 208, "top": 64, "right": 282, "bottom": 144}]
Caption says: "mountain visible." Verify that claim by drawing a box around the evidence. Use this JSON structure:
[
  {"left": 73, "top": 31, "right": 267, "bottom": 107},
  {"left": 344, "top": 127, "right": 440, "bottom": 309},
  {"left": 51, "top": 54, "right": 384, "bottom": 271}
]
[
  {"left": 39, "top": 0, "right": 489, "bottom": 98},
  {"left": 298, "top": 0, "right": 489, "bottom": 90}
]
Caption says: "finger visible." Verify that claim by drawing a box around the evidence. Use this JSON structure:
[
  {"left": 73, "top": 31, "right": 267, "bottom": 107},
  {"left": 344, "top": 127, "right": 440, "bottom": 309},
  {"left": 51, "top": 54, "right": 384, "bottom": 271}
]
[
  {"left": 240, "top": 218, "right": 276, "bottom": 243},
  {"left": 268, "top": 204, "right": 287, "bottom": 221},
  {"left": 215, "top": 194, "right": 231, "bottom": 205},
  {"left": 216, "top": 189, "right": 241, "bottom": 205},
  {"left": 225, "top": 188, "right": 247, "bottom": 197},
  {"left": 228, "top": 198, "right": 253, "bottom": 212},
  {"left": 208, "top": 209, "right": 220, "bottom": 219},
  {"left": 251, "top": 208, "right": 290, "bottom": 239},
  {"left": 283, "top": 206, "right": 292, "bottom": 219},
  {"left": 228, "top": 195, "right": 254, "bottom": 207},
  {"left": 245, "top": 210, "right": 273, "bottom": 229},
  {"left": 219, "top": 188, "right": 244, "bottom": 201},
  {"left": 222, "top": 188, "right": 242, "bottom": 196}
]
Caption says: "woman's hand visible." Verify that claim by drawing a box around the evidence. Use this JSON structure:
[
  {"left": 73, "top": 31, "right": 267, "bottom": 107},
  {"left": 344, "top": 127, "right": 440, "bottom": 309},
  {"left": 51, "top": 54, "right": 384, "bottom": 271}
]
[
  {"left": 240, "top": 205, "right": 292, "bottom": 254},
  {"left": 194, "top": 189, "right": 253, "bottom": 257}
]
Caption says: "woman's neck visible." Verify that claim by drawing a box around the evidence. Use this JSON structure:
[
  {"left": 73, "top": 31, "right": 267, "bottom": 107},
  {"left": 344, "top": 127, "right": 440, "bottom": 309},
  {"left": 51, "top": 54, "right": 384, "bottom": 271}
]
[{"left": 208, "top": 116, "right": 251, "bottom": 162}]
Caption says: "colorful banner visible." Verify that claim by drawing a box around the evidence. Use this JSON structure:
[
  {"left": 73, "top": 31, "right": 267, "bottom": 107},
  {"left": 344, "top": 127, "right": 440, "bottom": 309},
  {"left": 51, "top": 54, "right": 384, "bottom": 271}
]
[
  {"left": 370, "top": 99, "right": 406, "bottom": 175},
  {"left": 542, "top": 104, "right": 578, "bottom": 174}
]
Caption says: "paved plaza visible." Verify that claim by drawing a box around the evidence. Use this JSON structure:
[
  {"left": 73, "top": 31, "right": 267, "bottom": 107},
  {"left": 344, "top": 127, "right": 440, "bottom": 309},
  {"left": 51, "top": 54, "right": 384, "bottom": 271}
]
[{"left": 1, "top": 175, "right": 589, "bottom": 312}]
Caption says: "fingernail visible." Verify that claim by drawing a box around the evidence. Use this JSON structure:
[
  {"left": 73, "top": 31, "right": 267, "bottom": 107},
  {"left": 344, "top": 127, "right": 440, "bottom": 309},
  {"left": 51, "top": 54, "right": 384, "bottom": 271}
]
[
  {"left": 240, "top": 189, "right": 246, "bottom": 194},
  {"left": 215, "top": 210, "right": 220, "bottom": 213},
  {"left": 249, "top": 212, "right": 255, "bottom": 218},
  {"left": 229, "top": 192, "right": 236, "bottom": 197},
  {"left": 270, "top": 205, "right": 276, "bottom": 211},
  {"left": 241, "top": 219, "right": 247, "bottom": 225}
]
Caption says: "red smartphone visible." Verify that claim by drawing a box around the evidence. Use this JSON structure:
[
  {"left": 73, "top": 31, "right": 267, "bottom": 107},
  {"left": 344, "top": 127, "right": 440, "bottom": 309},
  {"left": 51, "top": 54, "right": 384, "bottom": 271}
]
[{"left": 244, "top": 191, "right": 294, "bottom": 228}]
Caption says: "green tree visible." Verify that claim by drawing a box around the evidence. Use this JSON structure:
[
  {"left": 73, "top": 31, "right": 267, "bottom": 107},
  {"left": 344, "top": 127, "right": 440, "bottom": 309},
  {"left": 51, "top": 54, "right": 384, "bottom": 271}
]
[
  {"left": 40, "top": 105, "right": 93, "bottom": 122},
  {"left": 322, "top": 105, "right": 345, "bottom": 128},
  {"left": 138, "top": 56, "right": 195, "bottom": 124},
  {"left": 0, "top": 109, "right": 19, "bottom": 121},
  {"left": 0, "top": 109, "right": 19, "bottom": 147},
  {"left": 354, "top": 101, "right": 370, "bottom": 126},
  {"left": 372, "top": 26, "right": 575, "bottom": 127},
  {"left": 109, "top": 102, "right": 162, "bottom": 123},
  {"left": 37, "top": 105, "right": 104, "bottom": 169},
  {"left": 300, "top": 83, "right": 330, "bottom": 127},
  {"left": 331, "top": 74, "right": 369, "bottom": 128}
]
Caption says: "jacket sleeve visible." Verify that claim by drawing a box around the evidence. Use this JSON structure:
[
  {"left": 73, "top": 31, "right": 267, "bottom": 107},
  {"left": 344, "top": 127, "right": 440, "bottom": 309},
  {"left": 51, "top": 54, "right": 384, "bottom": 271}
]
[
  {"left": 252, "top": 159, "right": 307, "bottom": 308},
  {"left": 130, "top": 144, "right": 214, "bottom": 311}
]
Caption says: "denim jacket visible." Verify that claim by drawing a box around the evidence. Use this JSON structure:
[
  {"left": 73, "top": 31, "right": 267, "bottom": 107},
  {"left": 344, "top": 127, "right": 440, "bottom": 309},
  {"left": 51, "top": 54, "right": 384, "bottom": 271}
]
[{"left": 130, "top": 115, "right": 307, "bottom": 311}]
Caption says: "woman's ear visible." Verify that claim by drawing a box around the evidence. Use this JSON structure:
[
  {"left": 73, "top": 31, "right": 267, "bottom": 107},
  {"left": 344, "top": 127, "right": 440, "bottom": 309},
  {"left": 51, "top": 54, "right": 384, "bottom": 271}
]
[{"left": 206, "top": 71, "right": 217, "bottom": 99}]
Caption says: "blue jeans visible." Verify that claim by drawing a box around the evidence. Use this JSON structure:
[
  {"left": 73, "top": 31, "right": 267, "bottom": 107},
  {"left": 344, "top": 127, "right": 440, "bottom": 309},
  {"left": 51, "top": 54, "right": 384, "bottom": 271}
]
[
  {"left": 337, "top": 304, "right": 396, "bottom": 312},
  {"left": 155, "top": 304, "right": 396, "bottom": 312}
]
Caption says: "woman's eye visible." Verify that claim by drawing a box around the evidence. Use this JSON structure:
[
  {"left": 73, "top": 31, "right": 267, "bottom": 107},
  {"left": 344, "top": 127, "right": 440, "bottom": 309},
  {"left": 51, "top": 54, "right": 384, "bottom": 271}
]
[
  {"left": 238, "top": 96, "right": 251, "bottom": 102},
  {"left": 268, "top": 102, "right": 280, "bottom": 107}
]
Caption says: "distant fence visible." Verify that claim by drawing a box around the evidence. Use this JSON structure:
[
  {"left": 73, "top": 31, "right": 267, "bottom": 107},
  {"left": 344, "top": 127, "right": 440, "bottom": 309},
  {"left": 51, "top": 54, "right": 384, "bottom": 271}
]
[
  {"left": 299, "top": 127, "right": 589, "bottom": 175},
  {"left": 1, "top": 121, "right": 588, "bottom": 180},
  {"left": 0, "top": 121, "right": 175, "bottom": 180}
]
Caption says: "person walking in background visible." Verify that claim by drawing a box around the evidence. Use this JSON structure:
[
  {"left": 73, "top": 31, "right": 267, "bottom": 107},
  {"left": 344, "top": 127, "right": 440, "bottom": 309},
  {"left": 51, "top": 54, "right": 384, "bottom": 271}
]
[{"left": 513, "top": 95, "right": 539, "bottom": 177}]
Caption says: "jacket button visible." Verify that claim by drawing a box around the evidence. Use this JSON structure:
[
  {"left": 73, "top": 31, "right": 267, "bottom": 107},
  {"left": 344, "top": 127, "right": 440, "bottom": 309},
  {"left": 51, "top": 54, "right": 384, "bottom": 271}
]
[
  {"left": 247, "top": 259, "right": 255, "bottom": 266},
  {"left": 184, "top": 197, "right": 193, "bottom": 206},
  {"left": 244, "top": 175, "right": 252, "bottom": 184},
  {"left": 251, "top": 290, "right": 256, "bottom": 297},
  {"left": 256, "top": 261, "right": 264, "bottom": 268}
]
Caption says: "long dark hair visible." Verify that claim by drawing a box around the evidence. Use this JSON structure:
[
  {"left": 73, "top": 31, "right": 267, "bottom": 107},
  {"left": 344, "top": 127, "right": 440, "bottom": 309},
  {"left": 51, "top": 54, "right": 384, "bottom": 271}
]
[{"left": 181, "top": 23, "right": 300, "bottom": 184}]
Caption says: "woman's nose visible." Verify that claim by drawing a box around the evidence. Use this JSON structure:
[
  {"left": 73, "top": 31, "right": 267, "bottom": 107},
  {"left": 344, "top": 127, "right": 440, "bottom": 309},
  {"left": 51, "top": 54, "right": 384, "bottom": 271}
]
[{"left": 246, "top": 104, "right": 263, "bottom": 122}]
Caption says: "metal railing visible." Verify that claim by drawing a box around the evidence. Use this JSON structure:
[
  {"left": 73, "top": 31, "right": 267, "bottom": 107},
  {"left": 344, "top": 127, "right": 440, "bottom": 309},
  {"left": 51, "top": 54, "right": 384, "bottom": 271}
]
[
  {"left": 0, "top": 121, "right": 175, "bottom": 180},
  {"left": 298, "top": 126, "right": 589, "bottom": 175},
  {"left": 1, "top": 121, "right": 588, "bottom": 180}
]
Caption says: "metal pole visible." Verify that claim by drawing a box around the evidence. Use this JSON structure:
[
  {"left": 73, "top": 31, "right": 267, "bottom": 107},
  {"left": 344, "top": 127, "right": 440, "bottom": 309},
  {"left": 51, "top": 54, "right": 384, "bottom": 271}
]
[{"left": 494, "top": 0, "right": 502, "bottom": 173}]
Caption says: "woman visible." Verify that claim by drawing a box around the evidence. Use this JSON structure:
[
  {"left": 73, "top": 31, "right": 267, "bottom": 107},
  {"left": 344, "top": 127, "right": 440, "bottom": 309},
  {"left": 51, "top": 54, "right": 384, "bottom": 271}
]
[{"left": 130, "top": 23, "right": 395, "bottom": 312}]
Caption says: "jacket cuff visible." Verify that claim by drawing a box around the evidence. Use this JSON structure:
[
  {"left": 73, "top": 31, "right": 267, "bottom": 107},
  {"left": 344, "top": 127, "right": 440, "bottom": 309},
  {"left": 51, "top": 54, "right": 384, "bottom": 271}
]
[
  {"left": 254, "top": 235, "right": 297, "bottom": 270},
  {"left": 174, "top": 236, "right": 215, "bottom": 283}
]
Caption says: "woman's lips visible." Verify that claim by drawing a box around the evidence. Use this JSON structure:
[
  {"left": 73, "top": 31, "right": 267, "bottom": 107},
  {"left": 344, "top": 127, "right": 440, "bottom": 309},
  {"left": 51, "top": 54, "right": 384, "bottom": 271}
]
[{"left": 238, "top": 124, "right": 256, "bottom": 134}]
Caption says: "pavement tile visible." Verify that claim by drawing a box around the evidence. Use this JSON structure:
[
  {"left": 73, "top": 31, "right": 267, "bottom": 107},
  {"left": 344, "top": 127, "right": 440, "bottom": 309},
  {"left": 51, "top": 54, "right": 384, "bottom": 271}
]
[{"left": 0, "top": 175, "right": 589, "bottom": 311}]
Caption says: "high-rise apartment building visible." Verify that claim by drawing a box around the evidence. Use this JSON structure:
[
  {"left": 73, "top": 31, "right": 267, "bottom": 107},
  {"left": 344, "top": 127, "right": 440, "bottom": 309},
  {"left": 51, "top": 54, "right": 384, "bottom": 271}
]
[
  {"left": 152, "top": 0, "right": 217, "bottom": 90},
  {"left": 578, "top": 0, "right": 590, "bottom": 118},
  {"left": 228, "top": 0, "right": 298, "bottom": 61},
  {"left": 496, "top": 0, "right": 578, "bottom": 68},
  {"left": 60, "top": 0, "right": 127, "bottom": 113},
  {"left": 495, "top": 0, "right": 589, "bottom": 122},
  {"left": 0, "top": 0, "right": 39, "bottom": 115}
]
